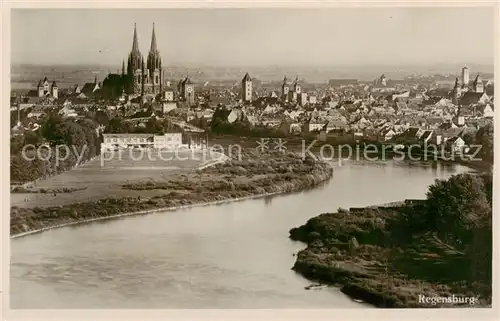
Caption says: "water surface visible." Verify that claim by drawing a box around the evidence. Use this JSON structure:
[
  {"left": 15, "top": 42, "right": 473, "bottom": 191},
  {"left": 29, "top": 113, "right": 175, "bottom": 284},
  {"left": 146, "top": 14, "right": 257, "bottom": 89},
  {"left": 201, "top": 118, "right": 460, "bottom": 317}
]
[{"left": 10, "top": 160, "right": 472, "bottom": 308}]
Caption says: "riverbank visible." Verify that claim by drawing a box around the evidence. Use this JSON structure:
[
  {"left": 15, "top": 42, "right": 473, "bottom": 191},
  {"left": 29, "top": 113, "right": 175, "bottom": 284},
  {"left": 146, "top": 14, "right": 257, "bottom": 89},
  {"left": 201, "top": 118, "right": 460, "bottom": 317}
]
[
  {"left": 11, "top": 150, "right": 332, "bottom": 237},
  {"left": 11, "top": 186, "right": 88, "bottom": 194},
  {"left": 289, "top": 174, "right": 492, "bottom": 308},
  {"left": 11, "top": 190, "right": 295, "bottom": 239},
  {"left": 207, "top": 136, "right": 492, "bottom": 174}
]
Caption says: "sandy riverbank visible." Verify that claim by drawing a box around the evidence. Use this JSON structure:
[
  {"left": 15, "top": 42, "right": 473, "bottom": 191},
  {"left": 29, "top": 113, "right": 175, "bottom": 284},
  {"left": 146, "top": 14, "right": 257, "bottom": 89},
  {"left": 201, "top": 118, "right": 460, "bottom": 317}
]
[
  {"left": 10, "top": 149, "right": 222, "bottom": 208},
  {"left": 11, "top": 150, "right": 333, "bottom": 237}
]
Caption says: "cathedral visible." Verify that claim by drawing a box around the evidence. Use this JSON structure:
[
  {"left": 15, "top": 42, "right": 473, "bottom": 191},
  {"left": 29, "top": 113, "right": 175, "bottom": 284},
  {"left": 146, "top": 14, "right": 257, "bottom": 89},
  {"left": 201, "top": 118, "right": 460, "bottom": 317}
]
[{"left": 123, "top": 23, "right": 163, "bottom": 97}]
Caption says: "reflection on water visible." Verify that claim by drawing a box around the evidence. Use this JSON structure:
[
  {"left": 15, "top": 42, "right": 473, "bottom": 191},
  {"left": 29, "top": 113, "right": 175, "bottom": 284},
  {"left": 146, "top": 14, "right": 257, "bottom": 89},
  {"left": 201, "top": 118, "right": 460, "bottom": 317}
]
[{"left": 10, "top": 160, "right": 472, "bottom": 309}]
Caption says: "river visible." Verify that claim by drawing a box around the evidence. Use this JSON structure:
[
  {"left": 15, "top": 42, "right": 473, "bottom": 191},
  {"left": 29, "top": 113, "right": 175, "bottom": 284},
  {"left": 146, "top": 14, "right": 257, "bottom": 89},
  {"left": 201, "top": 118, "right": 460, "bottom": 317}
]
[{"left": 10, "top": 159, "right": 472, "bottom": 309}]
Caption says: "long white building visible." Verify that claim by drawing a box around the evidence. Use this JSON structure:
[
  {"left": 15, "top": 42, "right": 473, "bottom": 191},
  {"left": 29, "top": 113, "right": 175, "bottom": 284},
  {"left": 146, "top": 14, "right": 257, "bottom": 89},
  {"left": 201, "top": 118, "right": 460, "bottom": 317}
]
[{"left": 102, "top": 133, "right": 183, "bottom": 150}]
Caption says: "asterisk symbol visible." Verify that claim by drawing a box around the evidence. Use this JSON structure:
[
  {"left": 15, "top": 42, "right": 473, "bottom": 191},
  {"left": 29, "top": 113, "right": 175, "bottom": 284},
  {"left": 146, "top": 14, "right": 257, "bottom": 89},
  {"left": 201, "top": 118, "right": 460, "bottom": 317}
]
[
  {"left": 256, "top": 138, "right": 270, "bottom": 153},
  {"left": 273, "top": 138, "right": 287, "bottom": 153}
]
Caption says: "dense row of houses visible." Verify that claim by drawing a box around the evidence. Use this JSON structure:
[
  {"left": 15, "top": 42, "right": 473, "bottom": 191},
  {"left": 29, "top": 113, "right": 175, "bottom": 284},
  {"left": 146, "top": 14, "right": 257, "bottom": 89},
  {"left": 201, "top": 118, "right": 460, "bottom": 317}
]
[{"left": 11, "top": 64, "right": 495, "bottom": 155}]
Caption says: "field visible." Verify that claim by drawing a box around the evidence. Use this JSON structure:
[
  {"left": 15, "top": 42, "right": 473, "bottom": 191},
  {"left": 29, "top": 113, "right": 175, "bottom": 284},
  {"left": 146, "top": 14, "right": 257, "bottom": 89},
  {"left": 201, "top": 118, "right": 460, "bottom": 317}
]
[{"left": 11, "top": 149, "right": 222, "bottom": 208}]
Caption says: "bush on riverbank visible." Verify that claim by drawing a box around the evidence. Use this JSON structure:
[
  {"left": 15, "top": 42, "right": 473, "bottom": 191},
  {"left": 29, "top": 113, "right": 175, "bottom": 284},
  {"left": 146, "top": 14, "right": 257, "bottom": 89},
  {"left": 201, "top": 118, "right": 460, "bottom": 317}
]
[
  {"left": 290, "top": 173, "right": 492, "bottom": 308},
  {"left": 11, "top": 150, "right": 332, "bottom": 236},
  {"left": 122, "top": 151, "right": 330, "bottom": 194}
]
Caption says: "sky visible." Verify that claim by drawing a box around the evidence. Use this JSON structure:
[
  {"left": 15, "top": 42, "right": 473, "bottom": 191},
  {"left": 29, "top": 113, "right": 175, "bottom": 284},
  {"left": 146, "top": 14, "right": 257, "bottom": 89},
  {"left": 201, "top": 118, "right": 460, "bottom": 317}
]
[{"left": 11, "top": 8, "right": 495, "bottom": 67}]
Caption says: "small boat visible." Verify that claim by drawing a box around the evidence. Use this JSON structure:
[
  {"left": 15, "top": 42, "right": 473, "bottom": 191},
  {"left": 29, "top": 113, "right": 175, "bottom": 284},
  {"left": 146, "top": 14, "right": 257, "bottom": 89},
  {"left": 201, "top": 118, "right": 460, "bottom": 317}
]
[{"left": 304, "top": 283, "right": 327, "bottom": 290}]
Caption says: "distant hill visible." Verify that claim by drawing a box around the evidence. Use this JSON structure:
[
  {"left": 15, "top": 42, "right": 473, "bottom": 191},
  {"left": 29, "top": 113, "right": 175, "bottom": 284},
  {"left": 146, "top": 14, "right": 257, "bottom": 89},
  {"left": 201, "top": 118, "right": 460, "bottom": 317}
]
[{"left": 10, "top": 63, "right": 494, "bottom": 91}]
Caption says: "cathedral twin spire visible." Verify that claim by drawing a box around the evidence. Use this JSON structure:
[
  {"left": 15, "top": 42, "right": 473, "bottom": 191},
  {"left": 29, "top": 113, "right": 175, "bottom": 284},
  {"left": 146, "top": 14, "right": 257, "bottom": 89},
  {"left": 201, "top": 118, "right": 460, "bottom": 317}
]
[
  {"left": 131, "top": 23, "right": 140, "bottom": 53},
  {"left": 126, "top": 23, "right": 163, "bottom": 95},
  {"left": 130, "top": 22, "right": 159, "bottom": 56},
  {"left": 150, "top": 23, "right": 158, "bottom": 53},
  {"left": 128, "top": 23, "right": 161, "bottom": 72}
]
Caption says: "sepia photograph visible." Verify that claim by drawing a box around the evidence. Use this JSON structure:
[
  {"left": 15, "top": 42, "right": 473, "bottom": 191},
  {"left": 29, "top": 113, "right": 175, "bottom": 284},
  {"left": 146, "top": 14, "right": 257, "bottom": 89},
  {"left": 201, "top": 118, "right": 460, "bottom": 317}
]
[{"left": 4, "top": 2, "right": 497, "bottom": 315}]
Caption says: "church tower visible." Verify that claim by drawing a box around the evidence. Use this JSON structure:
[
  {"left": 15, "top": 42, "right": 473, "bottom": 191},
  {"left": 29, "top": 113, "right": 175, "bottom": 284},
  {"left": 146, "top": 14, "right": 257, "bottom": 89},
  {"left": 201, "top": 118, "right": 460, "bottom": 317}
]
[
  {"left": 461, "top": 65, "right": 469, "bottom": 87},
  {"left": 51, "top": 81, "right": 58, "bottom": 99},
  {"left": 141, "top": 56, "right": 145, "bottom": 97},
  {"left": 181, "top": 75, "right": 195, "bottom": 105},
  {"left": 473, "top": 74, "right": 484, "bottom": 93},
  {"left": 147, "top": 23, "right": 162, "bottom": 95},
  {"left": 452, "top": 77, "right": 461, "bottom": 105},
  {"left": 241, "top": 72, "right": 252, "bottom": 103},
  {"left": 281, "top": 76, "right": 289, "bottom": 102},
  {"left": 37, "top": 80, "right": 44, "bottom": 97},
  {"left": 126, "top": 23, "right": 144, "bottom": 95},
  {"left": 293, "top": 76, "right": 301, "bottom": 95}
]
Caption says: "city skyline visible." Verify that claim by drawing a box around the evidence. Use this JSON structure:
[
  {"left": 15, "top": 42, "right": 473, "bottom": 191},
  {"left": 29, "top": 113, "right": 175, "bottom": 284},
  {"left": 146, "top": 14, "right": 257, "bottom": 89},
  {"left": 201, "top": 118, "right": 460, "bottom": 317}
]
[{"left": 11, "top": 7, "right": 495, "bottom": 67}]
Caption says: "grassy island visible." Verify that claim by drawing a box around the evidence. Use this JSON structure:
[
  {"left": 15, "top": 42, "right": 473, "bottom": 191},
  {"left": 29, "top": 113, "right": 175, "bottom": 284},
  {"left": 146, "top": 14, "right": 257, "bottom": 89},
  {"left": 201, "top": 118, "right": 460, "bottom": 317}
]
[
  {"left": 290, "top": 173, "right": 492, "bottom": 308},
  {"left": 11, "top": 150, "right": 332, "bottom": 237}
]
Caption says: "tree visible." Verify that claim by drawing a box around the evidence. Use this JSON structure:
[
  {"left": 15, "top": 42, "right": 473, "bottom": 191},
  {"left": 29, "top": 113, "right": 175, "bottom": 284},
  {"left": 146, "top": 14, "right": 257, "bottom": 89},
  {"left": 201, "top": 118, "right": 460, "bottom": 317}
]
[
  {"left": 107, "top": 118, "right": 125, "bottom": 133},
  {"left": 94, "top": 110, "right": 110, "bottom": 127},
  {"left": 424, "top": 174, "right": 491, "bottom": 248},
  {"left": 11, "top": 115, "right": 102, "bottom": 184},
  {"left": 144, "top": 117, "right": 164, "bottom": 134},
  {"left": 161, "top": 118, "right": 177, "bottom": 133},
  {"left": 461, "top": 131, "right": 476, "bottom": 145},
  {"left": 24, "top": 130, "right": 42, "bottom": 146},
  {"left": 40, "top": 115, "right": 67, "bottom": 146},
  {"left": 189, "top": 115, "right": 208, "bottom": 130},
  {"left": 475, "top": 122, "right": 493, "bottom": 164},
  {"left": 10, "top": 135, "right": 25, "bottom": 154},
  {"left": 210, "top": 107, "right": 231, "bottom": 133},
  {"left": 467, "top": 211, "right": 492, "bottom": 284}
]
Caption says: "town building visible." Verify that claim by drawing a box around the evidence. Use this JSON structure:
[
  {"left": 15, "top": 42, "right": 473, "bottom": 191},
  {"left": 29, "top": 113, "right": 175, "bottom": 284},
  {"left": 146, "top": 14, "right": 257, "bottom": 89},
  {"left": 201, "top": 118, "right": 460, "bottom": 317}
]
[
  {"left": 328, "top": 79, "right": 358, "bottom": 87},
  {"left": 281, "top": 76, "right": 289, "bottom": 102},
  {"left": 453, "top": 65, "right": 486, "bottom": 96},
  {"left": 241, "top": 72, "right": 252, "bottom": 102},
  {"left": 473, "top": 74, "right": 484, "bottom": 93},
  {"left": 377, "top": 74, "right": 388, "bottom": 87},
  {"left": 163, "top": 86, "right": 175, "bottom": 102},
  {"left": 451, "top": 78, "right": 462, "bottom": 105},
  {"left": 461, "top": 66, "right": 469, "bottom": 87},
  {"left": 36, "top": 77, "right": 58, "bottom": 98},
  {"left": 178, "top": 76, "right": 195, "bottom": 105},
  {"left": 81, "top": 76, "right": 101, "bottom": 96},
  {"left": 300, "top": 92, "right": 308, "bottom": 106},
  {"left": 288, "top": 76, "right": 302, "bottom": 103},
  {"left": 101, "top": 133, "right": 183, "bottom": 150}
]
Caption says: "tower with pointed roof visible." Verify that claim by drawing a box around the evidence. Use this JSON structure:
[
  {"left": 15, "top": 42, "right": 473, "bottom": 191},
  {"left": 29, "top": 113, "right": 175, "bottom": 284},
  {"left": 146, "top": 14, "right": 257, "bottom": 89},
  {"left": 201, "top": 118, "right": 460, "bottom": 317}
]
[
  {"left": 51, "top": 81, "right": 58, "bottom": 99},
  {"left": 452, "top": 77, "right": 461, "bottom": 105},
  {"left": 126, "top": 23, "right": 144, "bottom": 95},
  {"left": 379, "top": 74, "right": 387, "bottom": 87},
  {"left": 289, "top": 76, "right": 301, "bottom": 103},
  {"left": 37, "top": 79, "right": 44, "bottom": 97},
  {"left": 180, "top": 74, "right": 195, "bottom": 105},
  {"left": 462, "top": 65, "right": 469, "bottom": 87},
  {"left": 146, "top": 23, "right": 163, "bottom": 95},
  {"left": 473, "top": 74, "right": 484, "bottom": 93},
  {"left": 141, "top": 56, "right": 145, "bottom": 97},
  {"left": 241, "top": 72, "right": 252, "bottom": 103},
  {"left": 292, "top": 76, "right": 301, "bottom": 95},
  {"left": 281, "top": 76, "right": 289, "bottom": 102}
]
